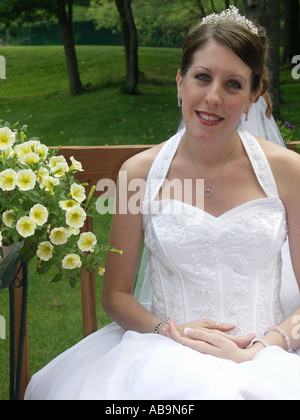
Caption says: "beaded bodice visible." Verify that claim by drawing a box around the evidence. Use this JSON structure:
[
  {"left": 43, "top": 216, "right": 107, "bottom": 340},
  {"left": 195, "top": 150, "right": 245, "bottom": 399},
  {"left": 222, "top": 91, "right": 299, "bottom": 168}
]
[{"left": 143, "top": 129, "right": 288, "bottom": 336}]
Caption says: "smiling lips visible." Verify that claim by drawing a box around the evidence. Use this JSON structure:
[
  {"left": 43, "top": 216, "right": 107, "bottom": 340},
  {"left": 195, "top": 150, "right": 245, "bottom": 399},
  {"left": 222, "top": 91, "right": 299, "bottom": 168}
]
[{"left": 196, "top": 111, "right": 224, "bottom": 125}]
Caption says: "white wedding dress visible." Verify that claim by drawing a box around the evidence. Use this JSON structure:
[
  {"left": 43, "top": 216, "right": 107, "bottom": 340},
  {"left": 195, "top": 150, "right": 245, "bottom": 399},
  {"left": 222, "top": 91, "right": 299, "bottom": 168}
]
[{"left": 25, "top": 128, "right": 300, "bottom": 400}]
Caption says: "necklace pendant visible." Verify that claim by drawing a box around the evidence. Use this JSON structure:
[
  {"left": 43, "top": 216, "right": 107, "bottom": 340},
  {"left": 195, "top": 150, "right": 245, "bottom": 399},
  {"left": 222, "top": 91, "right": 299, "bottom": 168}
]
[{"left": 204, "top": 187, "right": 213, "bottom": 199}]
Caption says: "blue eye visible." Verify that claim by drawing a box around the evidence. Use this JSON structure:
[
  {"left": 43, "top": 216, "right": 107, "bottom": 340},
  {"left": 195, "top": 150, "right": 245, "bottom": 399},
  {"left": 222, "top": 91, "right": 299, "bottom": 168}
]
[
  {"left": 196, "top": 73, "right": 210, "bottom": 81},
  {"left": 227, "top": 80, "right": 241, "bottom": 89}
]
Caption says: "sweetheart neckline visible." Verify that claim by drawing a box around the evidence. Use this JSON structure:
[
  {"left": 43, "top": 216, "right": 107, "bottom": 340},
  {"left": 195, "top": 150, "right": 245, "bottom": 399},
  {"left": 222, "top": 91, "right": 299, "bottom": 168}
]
[{"left": 153, "top": 195, "right": 283, "bottom": 222}]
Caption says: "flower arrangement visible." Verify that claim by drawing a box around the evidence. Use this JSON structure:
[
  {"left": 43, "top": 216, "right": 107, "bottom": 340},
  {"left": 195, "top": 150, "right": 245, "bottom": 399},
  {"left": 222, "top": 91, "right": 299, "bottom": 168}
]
[
  {"left": 277, "top": 120, "right": 296, "bottom": 144},
  {"left": 277, "top": 121, "right": 300, "bottom": 154},
  {"left": 0, "top": 120, "right": 121, "bottom": 287}
]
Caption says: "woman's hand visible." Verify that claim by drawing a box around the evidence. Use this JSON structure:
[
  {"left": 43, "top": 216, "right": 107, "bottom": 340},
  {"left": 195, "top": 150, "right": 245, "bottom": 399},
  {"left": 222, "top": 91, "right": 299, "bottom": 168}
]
[
  {"left": 165, "top": 318, "right": 258, "bottom": 362},
  {"left": 175, "top": 318, "right": 237, "bottom": 335}
]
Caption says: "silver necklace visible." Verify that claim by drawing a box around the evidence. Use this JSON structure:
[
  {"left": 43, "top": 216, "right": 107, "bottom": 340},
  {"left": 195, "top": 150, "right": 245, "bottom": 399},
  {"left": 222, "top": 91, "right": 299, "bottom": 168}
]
[{"left": 183, "top": 136, "right": 238, "bottom": 199}]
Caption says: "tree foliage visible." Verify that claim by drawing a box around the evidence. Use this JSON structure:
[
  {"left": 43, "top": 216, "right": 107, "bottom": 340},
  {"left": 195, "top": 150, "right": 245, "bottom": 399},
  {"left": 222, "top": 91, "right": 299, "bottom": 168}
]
[
  {"left": 241, "top": 0, "right": 282, "bottom": 118},
  {"left": 0, "top": 0, "right": 88, "bottom": 96},
  {"left": 283, "top": 0, "right": 300, "bottom": 63},
  {"left": 89, "top": 0, "right": 241, "bottom": 47}
]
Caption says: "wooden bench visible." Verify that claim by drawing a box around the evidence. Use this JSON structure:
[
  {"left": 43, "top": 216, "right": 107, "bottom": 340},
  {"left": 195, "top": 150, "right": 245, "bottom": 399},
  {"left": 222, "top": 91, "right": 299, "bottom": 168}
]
[
  {"left": 58, "top": 145, "right": 153, "bottom": 338},
  {"left": 12, "top": 144, "right": 151, "bottom": 400},
  {"left": 286, "top": 141, "right": 300, "bottom": 152},
  {"left": 10, "top": 140, "right": 300, "bottom": 399}
]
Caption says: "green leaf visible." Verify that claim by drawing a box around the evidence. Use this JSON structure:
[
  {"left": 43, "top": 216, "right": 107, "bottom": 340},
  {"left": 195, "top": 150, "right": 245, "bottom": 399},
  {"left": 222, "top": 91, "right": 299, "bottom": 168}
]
[
  {"left": 51, "top": 273, "right": 63, "bottom": 284},
  {"left": 12, "top": 231, "right": 20, "bottom": 243},
  {"left": 69, "top": 277, "right": 78, "bottom": 288},
  {"left": 19, "top": 189, "right": 43, "bottom": 203},
  {"left": 19, "top": 241, "right": 37, "bottom": 262},
  {"left": 37, "top": 261, "right": 51, "bottom": 275}
]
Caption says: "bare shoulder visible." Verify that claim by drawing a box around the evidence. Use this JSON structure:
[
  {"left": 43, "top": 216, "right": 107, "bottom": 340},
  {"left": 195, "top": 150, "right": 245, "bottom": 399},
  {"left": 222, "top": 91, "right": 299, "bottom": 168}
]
[
  {"left": 120, "top": 142, "right": 166, "bottom": 182},
  {"left": 257, "top": 137, "right": 300, "bottom": 198}
]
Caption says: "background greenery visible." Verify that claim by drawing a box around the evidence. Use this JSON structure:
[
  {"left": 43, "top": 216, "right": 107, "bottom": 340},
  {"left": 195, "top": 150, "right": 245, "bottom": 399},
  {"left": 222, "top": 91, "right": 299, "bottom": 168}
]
[
  {"left": 1, "top": 45, "right": 181, "bottom": 145},
  {"left": 0, "top": 42, "right": 299, "bottom": 400}
]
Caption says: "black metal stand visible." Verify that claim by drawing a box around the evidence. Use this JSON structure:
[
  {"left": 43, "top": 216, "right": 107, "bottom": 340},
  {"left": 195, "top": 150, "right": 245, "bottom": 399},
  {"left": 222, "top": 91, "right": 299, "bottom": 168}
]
[{"left": 0, "top": 244, "right": 28, "bottom": 400}]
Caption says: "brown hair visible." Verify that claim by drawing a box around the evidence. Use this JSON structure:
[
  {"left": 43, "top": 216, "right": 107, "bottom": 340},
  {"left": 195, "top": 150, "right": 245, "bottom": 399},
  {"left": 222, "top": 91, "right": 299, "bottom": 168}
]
[{"left": 180, "top": 22, "right": 272, "bottom": 117}]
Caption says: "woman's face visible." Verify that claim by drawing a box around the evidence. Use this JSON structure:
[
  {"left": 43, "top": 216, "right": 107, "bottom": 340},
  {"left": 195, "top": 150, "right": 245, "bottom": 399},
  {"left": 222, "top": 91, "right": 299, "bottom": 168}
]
[{"left": 177, "top": 39, "right": 258, "bottom": 144}]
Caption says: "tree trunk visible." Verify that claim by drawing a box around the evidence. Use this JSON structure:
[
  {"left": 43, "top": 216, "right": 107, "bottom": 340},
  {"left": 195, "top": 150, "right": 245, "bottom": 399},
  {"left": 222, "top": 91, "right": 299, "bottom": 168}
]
[
  {"left": 196, "top": 0, "right": 207, "bottom": 16},
  {"left": 283, "top": 0, "right": 300, "bottom": 64},
  {"left": 115, "top": 0, "right": 139, "bottom": 94},
  {"left": 56, "top": 0, "right": 84, "bottom": 96},
  {"left": 242, "top": 0, "right": 281, "bottom": 120}
]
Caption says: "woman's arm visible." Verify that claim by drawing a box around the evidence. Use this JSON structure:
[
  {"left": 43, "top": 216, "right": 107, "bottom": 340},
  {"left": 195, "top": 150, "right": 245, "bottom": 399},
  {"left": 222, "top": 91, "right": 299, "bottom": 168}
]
[
  {"left": 102, "top": 150, "right": 166, "bottom": 334},
  {"left": 265, "top": 146, "right": 300, "bottom": 352}
]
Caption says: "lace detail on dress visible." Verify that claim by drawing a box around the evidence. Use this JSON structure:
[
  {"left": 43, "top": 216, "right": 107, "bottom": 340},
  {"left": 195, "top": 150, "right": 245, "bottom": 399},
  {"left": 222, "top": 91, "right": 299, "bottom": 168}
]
[
  {"left": 143, "top": 131, "right": 182, "bottom": 231},
  {"left": 238, "top": 128, "right": 279, "bottom": 197},
  {"left": 120, "top": 358, "right": 138, "bottom": 392},
  {"left": 142, "top": 129, "right": 288, "bottom": 335},
  {"left": 145, "top": 200, "right": 287, "bottom": 332}
]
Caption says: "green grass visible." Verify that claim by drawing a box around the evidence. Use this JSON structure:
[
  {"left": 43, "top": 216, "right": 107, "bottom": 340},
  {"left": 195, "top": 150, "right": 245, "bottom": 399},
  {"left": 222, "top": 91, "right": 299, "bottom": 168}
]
[
  {"left": 280, "top": 64, "right": 300, "bottom": 138},
  {"left": 0, "top": 45, "right": 182, "bottom": 146},
  {"left": 0, "top": 44, "right": 299, "bottom": 400}
]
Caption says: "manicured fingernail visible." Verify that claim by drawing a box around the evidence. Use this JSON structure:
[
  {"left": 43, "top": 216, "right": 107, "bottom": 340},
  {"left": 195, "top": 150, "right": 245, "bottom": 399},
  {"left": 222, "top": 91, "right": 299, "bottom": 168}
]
[{"left": 184, "top": 327, "right": 194, "bottom": 336}]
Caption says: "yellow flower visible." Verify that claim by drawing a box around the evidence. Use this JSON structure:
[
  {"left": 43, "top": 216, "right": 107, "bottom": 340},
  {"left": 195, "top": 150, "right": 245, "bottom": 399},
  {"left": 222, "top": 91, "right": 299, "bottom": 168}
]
[
  {"left": 35, "top": 144, "right": 48, "bottom": 160},
  {"left": 66, "top": 206, "right": 86, "bottom": 229},
  {"left": 14, "top": 140, "right": 40, "bottom": 158},
  {"left": 49, "top": 156, "right": 67, "bottom": 170},
  {"left": 16, "top": 216, "right": 36, "bottom": 238},
  {"left": 77, "top": 232, "right": 97, "bottom": 252},
  {"left": 51, "top": 162, "right": 69, "bottom": 178},
  {"left": 62, "top": 254, "right": 82, "bottom": 270},
  {"left": 69, "top": 156, "right": 83, "bottom": 172},
  {"left": 3, "top": 146, "right": 13, "bottom": 158},
  {"left": 27, "top": 139, "right": 41, "bottom": 149},
  {"left": 59, "top": 199, "right": 79, "bottom": 211},
  {"left": 49, "top": 227, "right": 69, "bottom": 245},
  {"left": 40, "top": 175, "right": 59, "bottom": 191},
  {"left": 66, "top": 226, "right": 80, "bottom": 236},
  {"left": 70, "top": 183, "right": 86, "bottom": 203},
  {"left": 0, "top": 169, "right": 17, "bottom": 191},
  {"left": 98, "top": 266, "right": 105, "bottom": 276},
  {"left": 36, "top": 167, "right": 49, "bottom": 184},
  {"left": 2, "top": 209, "right": 16, "bottom": 227},
  {"left": 20, "top": 152, "right": 40, "bottom": 166},
  {"left": 16, "top": 169, "right": 36, "bottom": 191},
  {"left": 0, "top": 127, "right": 15, "bottom": 150},
  {"left": 36, "top": 241, "right": 53, "bottom": 261},
  {"left": 29, "top": 204, "right": 49, "bottom": 226}
]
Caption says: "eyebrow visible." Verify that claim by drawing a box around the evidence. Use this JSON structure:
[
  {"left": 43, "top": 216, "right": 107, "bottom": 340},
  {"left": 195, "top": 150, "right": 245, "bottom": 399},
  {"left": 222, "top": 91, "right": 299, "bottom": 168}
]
[{"left": 194, "top": 66, "right": 248, "bottom": 82}]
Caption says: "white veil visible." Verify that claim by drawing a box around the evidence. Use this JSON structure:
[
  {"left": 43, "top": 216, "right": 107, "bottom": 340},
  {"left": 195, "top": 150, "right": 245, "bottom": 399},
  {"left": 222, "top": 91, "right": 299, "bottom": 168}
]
[
  {"left": 242, "top": 97, "right": 285, "bottom": 146},
  {"left": 134, "top": 97, "right": 298, "bottom": 315}
]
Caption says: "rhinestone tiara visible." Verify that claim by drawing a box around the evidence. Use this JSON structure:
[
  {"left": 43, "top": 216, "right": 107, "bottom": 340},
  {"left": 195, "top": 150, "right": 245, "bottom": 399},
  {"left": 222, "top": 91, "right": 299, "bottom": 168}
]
[{"left": 201, "top": 6, "right": 258, "bottom": 35}]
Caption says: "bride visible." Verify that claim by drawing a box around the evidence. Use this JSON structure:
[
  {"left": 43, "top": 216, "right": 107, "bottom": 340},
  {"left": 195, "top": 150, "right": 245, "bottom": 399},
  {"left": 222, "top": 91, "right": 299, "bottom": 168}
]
[{"left": 25, "top": 7, "right": 300, "bottom": 400}]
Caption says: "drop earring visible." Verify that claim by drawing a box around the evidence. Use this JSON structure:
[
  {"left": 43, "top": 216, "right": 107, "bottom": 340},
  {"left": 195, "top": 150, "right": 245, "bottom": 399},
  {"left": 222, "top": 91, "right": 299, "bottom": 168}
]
[
  {"left": 245, "top": 112, "right": 249, "bottom": 122},
  {"left": 177, "top": 95, "right": 181, "bottom": 108}
]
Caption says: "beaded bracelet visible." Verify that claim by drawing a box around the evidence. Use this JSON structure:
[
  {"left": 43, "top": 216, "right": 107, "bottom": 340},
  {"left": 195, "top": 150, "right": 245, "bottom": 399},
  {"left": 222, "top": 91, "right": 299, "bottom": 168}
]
[
  {"left": 265, "top": 326, "right": 293, "bottom": 353},
  {"left": 153, "top": 321, "right": 165, "bottom": 334}
]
